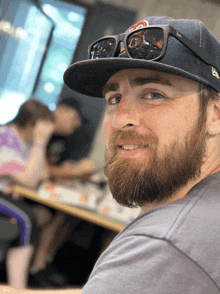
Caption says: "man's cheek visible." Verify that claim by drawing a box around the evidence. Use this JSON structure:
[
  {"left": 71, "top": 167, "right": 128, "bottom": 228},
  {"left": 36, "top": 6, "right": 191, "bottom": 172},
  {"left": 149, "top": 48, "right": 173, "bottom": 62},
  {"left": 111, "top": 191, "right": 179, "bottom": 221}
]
[{"left": 102, "top": 121, "right": 112, "bottom": 146}]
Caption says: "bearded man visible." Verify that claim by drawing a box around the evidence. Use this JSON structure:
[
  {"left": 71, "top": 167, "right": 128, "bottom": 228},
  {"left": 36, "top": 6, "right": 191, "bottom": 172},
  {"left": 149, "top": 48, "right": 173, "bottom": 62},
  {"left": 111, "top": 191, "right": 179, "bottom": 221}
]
[{"left": 2, "top": 15, "right": 220, "bottom": 294}]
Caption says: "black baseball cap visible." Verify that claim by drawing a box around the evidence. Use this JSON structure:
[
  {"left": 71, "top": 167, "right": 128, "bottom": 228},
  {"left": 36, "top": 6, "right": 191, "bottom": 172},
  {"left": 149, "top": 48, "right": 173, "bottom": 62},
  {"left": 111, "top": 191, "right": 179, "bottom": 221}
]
[{"left": 64, "top": 16, "right": 220, "bottom": 98}]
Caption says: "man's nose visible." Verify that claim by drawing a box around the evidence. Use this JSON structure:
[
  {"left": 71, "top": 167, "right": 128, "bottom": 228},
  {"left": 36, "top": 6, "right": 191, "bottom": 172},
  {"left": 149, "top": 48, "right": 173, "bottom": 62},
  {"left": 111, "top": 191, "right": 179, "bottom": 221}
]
[{"left": 112, "top": 97, "right": 141, "bottom": 130}]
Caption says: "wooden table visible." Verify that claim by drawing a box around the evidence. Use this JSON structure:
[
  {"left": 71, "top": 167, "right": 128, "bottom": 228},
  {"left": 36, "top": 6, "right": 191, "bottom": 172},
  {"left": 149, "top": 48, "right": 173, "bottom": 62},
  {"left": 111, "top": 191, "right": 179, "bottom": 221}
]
[{"left": 13, "top": 185, "right": 125, "bottom": 233}]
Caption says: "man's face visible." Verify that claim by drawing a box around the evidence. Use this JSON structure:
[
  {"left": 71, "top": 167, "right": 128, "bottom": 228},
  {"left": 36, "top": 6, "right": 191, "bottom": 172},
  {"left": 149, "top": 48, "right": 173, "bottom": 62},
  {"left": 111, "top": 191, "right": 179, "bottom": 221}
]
[{"left": 103, "top": 69, "right": 208, "bottom": 207}]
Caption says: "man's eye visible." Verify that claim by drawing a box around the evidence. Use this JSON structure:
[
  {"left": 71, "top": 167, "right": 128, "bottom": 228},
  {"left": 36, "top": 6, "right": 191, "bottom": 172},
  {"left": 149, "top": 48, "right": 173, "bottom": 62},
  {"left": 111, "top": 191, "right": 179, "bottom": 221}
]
[
  {"left": 143, "top": 92, "right": 165, "bottom": 100},
  {"left": 107, "top": 96, "right": 121, "bottom": 105}
]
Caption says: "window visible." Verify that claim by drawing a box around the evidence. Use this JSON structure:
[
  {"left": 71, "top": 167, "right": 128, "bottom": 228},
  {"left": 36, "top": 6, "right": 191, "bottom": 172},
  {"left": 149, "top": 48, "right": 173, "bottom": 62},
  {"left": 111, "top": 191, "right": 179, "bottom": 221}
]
[
  {"left": 33, "top": 0, "right": 87, "bottom": 111},
  {"left": 0, "top": 0, "right": 54, "bottom": 124}
]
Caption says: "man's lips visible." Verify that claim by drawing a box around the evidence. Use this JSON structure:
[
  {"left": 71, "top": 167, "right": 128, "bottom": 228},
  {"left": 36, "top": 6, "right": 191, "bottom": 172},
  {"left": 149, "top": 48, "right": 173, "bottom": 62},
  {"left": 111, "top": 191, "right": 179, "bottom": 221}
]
[
  {"left": 117, "top": 144, "right": 149, "bottom": 158},
  {"left": 117, "top": 140, "right": 148, "bottom": 148},
  {"left": 118, "top": 144, "right": 148, "bottom": 150}
]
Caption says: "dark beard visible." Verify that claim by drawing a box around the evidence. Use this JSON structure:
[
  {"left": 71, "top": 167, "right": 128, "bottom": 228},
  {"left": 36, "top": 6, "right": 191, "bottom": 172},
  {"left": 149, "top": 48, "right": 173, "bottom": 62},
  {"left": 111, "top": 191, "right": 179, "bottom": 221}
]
[{"left": 104, "top": 116, "right": 208, "bottom": 208}]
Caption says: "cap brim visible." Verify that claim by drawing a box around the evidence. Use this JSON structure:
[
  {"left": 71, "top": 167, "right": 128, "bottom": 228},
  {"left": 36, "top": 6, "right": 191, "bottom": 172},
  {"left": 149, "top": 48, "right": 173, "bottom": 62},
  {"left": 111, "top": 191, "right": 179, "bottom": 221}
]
[{"left": 63, "top": 58, "right": 211, "bottom": 98}]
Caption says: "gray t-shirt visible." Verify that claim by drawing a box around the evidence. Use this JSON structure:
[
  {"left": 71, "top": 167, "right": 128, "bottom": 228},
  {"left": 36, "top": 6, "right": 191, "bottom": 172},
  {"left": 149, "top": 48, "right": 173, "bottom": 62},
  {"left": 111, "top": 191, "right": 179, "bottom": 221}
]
[{"left": 82, "top": 172, "right": 220, "bottom": 293}]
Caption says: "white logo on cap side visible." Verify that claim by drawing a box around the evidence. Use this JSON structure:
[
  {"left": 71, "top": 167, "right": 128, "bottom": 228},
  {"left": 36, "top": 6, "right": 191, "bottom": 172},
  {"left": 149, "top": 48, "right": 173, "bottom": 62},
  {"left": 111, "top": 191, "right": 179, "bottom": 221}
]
[{"left": 212, "top": 67, "right": 220, "bottom": 79}]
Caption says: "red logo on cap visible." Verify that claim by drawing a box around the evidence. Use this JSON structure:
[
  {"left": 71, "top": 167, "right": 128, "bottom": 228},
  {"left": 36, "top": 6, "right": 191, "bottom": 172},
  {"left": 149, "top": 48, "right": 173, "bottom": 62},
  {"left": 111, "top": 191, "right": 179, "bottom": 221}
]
[
  {"left": 120, "top": 20, "right": 149, "bottom": 55},
  {"left": 129, "top": 20, "right": 148, "bottom": 32}
]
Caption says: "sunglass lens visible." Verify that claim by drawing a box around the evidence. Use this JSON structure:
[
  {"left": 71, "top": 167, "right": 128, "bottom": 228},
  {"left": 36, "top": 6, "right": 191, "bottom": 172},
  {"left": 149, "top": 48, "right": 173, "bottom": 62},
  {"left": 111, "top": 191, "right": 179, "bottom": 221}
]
[
  {"left": 90, "top": 38, "right": 116, "bottom": 59},
  {"left": 127, "top": 28, "right": 164, "bottom": 60}
]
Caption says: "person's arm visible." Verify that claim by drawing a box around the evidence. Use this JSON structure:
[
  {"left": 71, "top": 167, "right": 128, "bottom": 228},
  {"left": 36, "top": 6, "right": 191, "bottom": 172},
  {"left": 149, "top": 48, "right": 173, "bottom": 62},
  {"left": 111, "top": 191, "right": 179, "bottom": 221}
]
[
  {"left": 39, "top": 161, "right": 50, "bottom": 181},
  {"left": 11, "top": 143, "right": 49, "bottom": 189},
  {"left": 0, "top": 285, "right": 81, "bottom": 294},
  {"left": 11, "top": 120, "right": 54, "bottom": 189},
  {"left": 49, "top": 158, "right": 94, "bottom": 179}
]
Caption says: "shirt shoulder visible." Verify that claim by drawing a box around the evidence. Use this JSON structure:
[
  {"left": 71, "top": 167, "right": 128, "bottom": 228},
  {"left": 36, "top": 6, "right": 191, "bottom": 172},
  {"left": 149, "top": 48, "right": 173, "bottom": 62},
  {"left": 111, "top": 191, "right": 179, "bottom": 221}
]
[
  {"left": 83, "top": 233, "right": 218, "bottom": 293},
  {"left": 82, "top": 172, "right": 220, "bottom": 293},
  {"left": 166, "top": 172, "right": 220, "bottom": 289}
]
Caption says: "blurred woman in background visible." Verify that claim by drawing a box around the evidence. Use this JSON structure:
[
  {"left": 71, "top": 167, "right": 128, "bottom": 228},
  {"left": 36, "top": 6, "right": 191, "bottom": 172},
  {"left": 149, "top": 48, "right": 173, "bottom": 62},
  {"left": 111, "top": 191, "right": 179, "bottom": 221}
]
[{"left": 0, "top": 99, "right": 55, "bottom": 288}]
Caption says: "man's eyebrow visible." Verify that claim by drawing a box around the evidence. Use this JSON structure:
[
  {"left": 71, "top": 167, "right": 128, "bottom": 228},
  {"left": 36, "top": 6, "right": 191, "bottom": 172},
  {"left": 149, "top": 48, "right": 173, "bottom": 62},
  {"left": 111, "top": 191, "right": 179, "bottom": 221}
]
[
  {"left": 130, "top": 76, "right": 173, "bottom": 87},
  {"left": 102, "top": 75, "right": 173, "bottom": 97},
  {"left": 102, "top": 83, "right": 119, "bottom": 97}
]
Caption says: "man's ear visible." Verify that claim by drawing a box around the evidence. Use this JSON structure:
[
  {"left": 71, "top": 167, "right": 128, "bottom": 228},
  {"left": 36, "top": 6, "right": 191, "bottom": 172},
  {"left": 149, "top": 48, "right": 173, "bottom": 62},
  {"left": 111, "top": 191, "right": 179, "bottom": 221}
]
[{"left": 206, "top": 93, "right": 220, "bottom": 136}]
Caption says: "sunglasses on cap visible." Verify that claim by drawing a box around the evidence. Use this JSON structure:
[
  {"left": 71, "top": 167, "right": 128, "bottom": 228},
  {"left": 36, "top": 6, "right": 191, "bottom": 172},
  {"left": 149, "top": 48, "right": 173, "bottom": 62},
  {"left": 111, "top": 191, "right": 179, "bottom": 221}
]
[{"left": 88, "top": 25, "right": 219, "bottom": 72}]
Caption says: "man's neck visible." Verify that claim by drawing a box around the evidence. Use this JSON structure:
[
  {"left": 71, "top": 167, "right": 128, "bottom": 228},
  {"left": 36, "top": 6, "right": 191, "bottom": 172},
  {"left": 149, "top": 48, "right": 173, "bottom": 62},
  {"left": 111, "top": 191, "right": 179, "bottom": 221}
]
[{"left": 140, "top": 162, "right": 220, "bottom": 213}]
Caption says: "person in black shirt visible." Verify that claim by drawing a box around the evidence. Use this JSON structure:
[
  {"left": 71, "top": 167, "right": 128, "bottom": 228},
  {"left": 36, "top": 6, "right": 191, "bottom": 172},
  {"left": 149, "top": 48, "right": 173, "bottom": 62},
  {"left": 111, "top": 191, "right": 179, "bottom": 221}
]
[{"left": 47, "top": 97, "right": 94, "bottom": 180}]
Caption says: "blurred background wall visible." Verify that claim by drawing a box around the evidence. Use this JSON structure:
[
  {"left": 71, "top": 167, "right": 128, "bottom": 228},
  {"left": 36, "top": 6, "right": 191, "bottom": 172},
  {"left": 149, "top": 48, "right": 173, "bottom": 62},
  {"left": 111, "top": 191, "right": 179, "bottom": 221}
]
[
  {"left": 0, "top": 0, "right": 219, "bottom": 170},
  {"left": 81, "top": 0, "right": 220, "bottom": 38}
]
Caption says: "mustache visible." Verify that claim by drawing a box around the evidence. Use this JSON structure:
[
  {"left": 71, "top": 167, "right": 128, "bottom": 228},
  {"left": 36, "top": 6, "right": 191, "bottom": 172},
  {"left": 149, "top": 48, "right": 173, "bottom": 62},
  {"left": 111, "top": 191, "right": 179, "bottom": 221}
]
[{"left": 108, "top": 130, "right": 158, "bottom": 152}]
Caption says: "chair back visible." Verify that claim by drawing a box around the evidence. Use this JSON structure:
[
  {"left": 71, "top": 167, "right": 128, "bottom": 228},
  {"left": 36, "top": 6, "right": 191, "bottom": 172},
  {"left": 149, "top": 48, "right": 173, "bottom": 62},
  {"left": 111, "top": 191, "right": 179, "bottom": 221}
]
[{"left": 0, "top": 214, "right": 20, "bottom": 262}]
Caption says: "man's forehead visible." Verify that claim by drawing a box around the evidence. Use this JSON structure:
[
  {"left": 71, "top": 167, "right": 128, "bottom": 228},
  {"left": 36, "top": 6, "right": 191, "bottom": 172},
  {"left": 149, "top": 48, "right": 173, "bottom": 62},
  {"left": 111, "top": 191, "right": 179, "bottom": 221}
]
[
  {"left": 102, "top": 69, "right": 200, "bottom": 97},
  {"left": 102, "top": 69, "right": 174, "bottom": 96}
]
